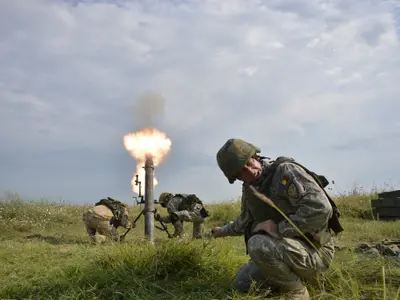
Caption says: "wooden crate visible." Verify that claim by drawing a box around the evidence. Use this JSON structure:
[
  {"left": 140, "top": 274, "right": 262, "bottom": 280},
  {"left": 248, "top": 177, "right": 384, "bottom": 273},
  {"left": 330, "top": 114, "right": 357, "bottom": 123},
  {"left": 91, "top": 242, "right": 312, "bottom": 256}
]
[{"left": 371, "top": 190, "right": 400, "bottom": 220}]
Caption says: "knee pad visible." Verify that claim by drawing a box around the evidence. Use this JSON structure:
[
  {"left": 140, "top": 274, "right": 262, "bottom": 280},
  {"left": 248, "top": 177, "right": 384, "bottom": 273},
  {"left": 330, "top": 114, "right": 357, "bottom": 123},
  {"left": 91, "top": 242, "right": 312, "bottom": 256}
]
[
  {"left": 247, "top": 234, "right": 276, "bottom": 261},
  {"left": 233, "top": 277, "right": 252, "bottom": 292}
]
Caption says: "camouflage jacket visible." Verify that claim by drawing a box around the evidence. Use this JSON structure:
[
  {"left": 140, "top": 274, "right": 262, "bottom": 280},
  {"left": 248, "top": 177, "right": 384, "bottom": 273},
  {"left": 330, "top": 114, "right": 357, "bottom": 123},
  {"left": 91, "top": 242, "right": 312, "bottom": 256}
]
[{"left": 219, "top": 157, "right": 336, "bottom": 253}]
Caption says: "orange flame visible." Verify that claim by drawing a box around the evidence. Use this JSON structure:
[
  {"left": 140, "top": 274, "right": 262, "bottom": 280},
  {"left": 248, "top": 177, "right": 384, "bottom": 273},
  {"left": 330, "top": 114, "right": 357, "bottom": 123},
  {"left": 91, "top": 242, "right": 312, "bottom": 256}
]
[{"left": 123, "top": 128, "right": 172, "bottom": 195}]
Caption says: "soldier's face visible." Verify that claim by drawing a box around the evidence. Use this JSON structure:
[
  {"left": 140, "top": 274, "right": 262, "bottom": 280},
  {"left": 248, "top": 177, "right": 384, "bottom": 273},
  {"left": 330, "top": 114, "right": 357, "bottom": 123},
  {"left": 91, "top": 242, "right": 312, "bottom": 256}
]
[{"left": 236, "top": 157, "right": 262, "bottom": 182}]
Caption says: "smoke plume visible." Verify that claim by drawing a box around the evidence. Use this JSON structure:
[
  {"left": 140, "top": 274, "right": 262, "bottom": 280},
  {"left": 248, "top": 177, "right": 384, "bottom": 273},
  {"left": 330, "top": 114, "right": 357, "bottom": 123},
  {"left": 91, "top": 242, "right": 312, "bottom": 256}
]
[{"left": 132, "top": 91, "right": 166, "bottom": 129}]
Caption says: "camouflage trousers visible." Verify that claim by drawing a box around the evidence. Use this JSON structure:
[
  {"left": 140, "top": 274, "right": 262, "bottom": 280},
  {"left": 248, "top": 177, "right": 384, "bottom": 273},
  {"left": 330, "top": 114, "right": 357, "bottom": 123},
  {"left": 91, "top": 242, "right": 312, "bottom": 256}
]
[
  {"left": 171, "top": 220, "right": 204, "bottom": 239},
  {"left": 172, "top": 204, "right": 205, "bottom": 238},
  {"left": 82, "top": 210, "right": 119, "bottom": 243},
  {"left": 233, "top": 234, "right": 334, "bottom": 292}
]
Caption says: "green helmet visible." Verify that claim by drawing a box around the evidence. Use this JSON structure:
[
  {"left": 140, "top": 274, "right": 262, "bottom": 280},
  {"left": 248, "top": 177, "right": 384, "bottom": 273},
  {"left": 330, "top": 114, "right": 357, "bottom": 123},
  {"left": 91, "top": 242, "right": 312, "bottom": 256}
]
[
  {"left": 216, "top": 138, "right": 260, "bottom": 184},
  {"left": 158, "top": 192, "right": 172, "bottom": 204}
]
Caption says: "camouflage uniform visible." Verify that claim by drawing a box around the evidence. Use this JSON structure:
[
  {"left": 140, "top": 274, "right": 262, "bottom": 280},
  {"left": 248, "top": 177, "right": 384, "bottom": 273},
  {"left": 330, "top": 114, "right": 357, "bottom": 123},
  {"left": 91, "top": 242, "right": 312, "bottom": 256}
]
[
  {"left": 216, "top": 139, "right": 340, "bottom": 298},
  {"left": 156, "top": 193, "right": 207, "bottom": 239},
  {"left": 82, "top": 198, "right": 131, "bottom": 244},
  {"left": 354, "top": 240, "right": 400, "bottom": 258}
]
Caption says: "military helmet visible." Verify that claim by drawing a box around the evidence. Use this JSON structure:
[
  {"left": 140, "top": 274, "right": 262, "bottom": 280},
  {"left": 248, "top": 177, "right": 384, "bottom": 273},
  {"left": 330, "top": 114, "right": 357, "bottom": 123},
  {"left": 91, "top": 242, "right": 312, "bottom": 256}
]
[
  {"left": 216, "top": 138, "right": 260, "bottom": 184},
  {"left": 158, "top": 192, "right": 172, "bottom": 204}
]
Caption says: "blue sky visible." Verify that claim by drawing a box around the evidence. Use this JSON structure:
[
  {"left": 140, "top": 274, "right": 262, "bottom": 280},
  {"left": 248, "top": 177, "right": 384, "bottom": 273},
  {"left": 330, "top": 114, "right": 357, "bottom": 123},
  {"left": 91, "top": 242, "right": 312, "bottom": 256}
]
[{"left": 1, "top": 0, "right": 399, "bottom": 205}]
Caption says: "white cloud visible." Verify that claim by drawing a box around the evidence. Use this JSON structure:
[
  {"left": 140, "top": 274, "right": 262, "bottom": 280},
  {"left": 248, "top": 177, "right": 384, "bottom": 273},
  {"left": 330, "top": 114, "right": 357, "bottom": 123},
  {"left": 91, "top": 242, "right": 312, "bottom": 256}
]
[{"left": 0, "top": 0, "right": 399, "bottom": 203}]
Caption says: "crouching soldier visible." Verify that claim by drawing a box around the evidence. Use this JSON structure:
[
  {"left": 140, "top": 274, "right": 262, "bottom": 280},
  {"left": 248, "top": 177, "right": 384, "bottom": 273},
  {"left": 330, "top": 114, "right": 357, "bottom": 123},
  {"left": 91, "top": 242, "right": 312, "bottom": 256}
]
[
  {"left": 155, "top": 192, "right": 210, "bottom": 239},
  {"left": 82, "top": 197, "right": 135, "bottom": 243}
]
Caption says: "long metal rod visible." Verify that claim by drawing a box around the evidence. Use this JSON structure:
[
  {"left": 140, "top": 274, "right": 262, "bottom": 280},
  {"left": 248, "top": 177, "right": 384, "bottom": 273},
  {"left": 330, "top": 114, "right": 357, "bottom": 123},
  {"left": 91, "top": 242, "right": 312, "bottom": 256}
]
[{"left": 144, "top": 155, "right": 155, "bottom": 244}]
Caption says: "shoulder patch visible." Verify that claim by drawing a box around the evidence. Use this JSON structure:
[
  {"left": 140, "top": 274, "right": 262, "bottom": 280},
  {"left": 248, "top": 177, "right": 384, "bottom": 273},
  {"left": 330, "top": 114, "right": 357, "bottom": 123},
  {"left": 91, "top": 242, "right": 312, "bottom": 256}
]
[
  {"left": 275, "top": 162, "right": 304, "bottom": 201},
  {"left": 287, "top": 182, "right": 300, "bottom": 199},
  {"left": 281, "top": 176, "right": 288, "bottom": 187}
]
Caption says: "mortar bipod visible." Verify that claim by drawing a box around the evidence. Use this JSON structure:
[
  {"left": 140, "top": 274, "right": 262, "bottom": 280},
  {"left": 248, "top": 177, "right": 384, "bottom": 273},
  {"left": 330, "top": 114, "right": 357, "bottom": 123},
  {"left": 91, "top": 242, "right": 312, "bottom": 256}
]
[{"left": 120, "top": 208, "right": 173, "bottom": 241}]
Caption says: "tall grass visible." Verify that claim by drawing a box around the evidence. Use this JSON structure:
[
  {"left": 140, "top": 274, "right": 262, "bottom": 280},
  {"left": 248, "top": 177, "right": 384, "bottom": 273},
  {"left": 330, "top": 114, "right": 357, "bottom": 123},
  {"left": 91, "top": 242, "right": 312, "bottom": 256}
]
[{"left": 0, "top": 190, "right": 399, "bottom": 299}]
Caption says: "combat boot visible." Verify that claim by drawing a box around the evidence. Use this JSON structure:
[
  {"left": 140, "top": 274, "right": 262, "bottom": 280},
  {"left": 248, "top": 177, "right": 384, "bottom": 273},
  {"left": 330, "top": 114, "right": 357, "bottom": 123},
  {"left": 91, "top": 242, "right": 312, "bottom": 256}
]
[
  {"left": 284, "top": 286, "right": 310, "bottom": 300},
  {"left": 94, "top": 235, "right": 106, "bottom": 244}
]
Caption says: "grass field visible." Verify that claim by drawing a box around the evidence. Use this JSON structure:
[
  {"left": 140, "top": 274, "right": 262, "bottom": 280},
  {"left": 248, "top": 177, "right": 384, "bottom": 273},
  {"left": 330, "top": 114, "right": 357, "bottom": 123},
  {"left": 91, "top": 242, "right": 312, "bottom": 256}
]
[{"left": 0, "top": 191, "right": 399, "bottom": 300}]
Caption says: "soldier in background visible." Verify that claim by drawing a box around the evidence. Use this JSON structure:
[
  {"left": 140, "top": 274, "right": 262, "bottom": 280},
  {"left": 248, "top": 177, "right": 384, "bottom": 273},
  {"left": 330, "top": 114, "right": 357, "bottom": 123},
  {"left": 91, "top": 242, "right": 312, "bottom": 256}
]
[
  {"left": 155, "top": 192, "right": 210, "bottom": 239},
  {"left": 210, "top": 138, "right": 343, "bottom": 300},
  {"left": 354, "top": 240, "right": 400, "bottom": 257},
  {"left": 82, "top": 197, "right": 134, "bottom": 243}
]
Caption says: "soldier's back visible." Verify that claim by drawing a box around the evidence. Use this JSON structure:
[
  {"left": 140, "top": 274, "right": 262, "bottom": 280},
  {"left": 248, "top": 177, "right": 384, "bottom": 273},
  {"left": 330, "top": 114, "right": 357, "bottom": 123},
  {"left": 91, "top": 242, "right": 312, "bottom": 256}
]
[{"left": 88, "top": 204, "right": 114, "bottom": 220}]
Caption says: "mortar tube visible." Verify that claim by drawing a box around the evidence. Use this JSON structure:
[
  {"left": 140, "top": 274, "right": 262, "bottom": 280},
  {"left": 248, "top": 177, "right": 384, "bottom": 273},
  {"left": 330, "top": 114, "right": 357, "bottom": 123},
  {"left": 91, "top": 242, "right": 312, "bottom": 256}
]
[{"left": 144, "top": 155, "right": 155, "bottom": 244}]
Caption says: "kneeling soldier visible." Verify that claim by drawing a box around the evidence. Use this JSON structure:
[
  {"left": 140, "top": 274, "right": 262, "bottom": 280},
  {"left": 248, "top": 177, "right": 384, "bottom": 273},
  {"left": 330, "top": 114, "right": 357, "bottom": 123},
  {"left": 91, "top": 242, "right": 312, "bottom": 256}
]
[
  {"left": 155, "top": 192, "right": 210, "bottom": 239},
  {"left": 82, "top": 197, "right": 134, "bottom": 243}
]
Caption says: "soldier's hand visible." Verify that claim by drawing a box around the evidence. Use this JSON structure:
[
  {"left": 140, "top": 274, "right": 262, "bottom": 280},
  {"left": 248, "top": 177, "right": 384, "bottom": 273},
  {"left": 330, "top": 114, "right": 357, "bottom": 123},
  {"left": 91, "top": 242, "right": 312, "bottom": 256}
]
[
  {"left": 125, "top": 221, "right": 135, "bottom": 229},
  {"left": 210, "top": 226, "right": 227, "bottom": 238},
  {"left": 252, "top": 219, "right": 281, "bottom": 239},
  {"left": 154, "top": 213, "right": 161, "bottom": 221}
]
